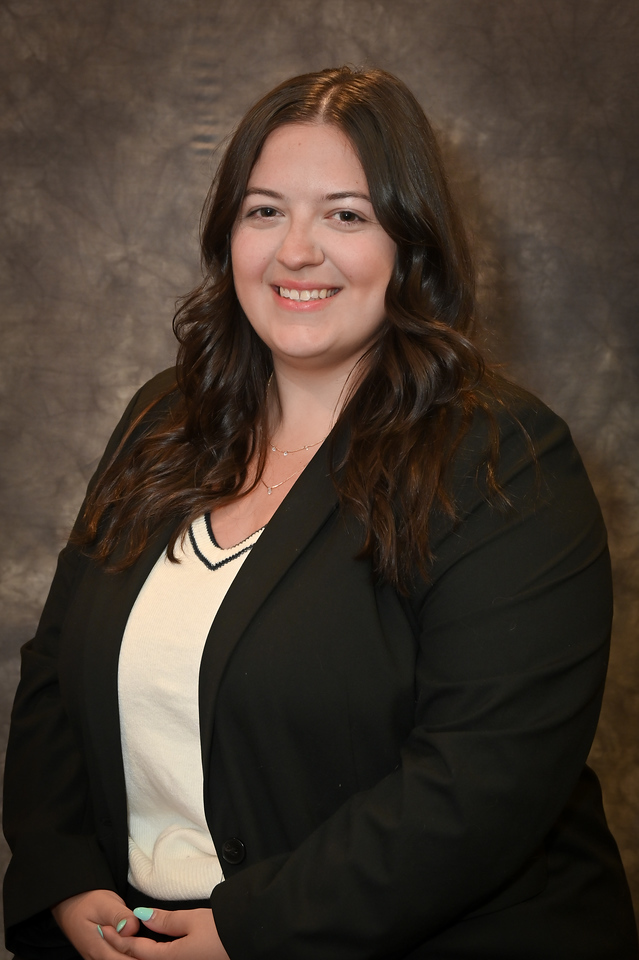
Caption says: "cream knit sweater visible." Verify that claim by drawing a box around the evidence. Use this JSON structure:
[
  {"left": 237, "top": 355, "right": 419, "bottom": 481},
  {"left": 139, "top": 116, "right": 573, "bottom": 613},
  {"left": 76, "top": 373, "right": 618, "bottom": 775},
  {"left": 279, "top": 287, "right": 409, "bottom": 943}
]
[{"left": 118, "top": 515, "right": 263, "bottom": 899}]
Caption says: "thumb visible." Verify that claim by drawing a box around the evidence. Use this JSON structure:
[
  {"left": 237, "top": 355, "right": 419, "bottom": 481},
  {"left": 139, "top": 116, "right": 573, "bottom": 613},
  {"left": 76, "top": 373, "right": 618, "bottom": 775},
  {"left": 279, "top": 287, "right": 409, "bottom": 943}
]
[{"left": 133, "top": 906, "right": 188, "bottom": 937}]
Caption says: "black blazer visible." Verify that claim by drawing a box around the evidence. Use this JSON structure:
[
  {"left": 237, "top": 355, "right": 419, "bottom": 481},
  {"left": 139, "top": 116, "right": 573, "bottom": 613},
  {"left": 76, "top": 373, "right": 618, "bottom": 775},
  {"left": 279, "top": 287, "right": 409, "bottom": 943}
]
[{"left": 4, "top": 369, "right": 638, "bottom": 959}]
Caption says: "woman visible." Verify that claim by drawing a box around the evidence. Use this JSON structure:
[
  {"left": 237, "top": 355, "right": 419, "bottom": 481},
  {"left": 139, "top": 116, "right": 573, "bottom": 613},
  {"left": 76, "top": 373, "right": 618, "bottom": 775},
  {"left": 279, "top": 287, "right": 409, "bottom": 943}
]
[{"left": 3, "top": 66, "right": 638, "bottom": 960}]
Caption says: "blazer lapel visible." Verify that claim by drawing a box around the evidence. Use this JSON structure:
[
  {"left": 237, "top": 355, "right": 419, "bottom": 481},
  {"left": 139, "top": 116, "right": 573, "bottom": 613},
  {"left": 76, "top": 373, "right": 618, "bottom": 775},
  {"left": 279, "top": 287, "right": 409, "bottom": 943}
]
[{"left": 198, "top": 440, "right": 341, "bottom": 767}]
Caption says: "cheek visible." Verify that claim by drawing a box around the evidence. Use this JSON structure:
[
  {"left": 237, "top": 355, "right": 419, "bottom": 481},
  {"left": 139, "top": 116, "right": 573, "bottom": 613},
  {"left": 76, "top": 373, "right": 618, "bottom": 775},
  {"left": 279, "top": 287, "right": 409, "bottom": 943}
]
[
  {"left": 339, "top": 233, "right": 395, "bottom": 283},
  {"left": 231, "top": 232, "right": 267, "bottom": 289},
  {"left": 374, "top": 236, "right": 397, "bottom": 281},
  {"left": 348, "top": 246, "right": 395, "bottom": 298}
]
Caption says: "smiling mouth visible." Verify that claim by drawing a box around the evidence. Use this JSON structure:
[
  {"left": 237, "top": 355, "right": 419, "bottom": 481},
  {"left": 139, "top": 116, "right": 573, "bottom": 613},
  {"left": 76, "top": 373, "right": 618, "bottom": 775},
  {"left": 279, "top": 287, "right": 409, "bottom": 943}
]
[{"left": 277, "top": 286, "right": 340, "bottom": 301}]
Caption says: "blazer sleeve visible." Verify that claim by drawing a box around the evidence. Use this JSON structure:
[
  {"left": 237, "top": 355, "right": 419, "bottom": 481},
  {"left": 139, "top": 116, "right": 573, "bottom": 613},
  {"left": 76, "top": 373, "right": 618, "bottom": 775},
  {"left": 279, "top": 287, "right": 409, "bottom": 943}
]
[
  {"left": 2, "top": 369, "right": 177, "bottom": 951},
  {"left": 210, "top": 394, "right": 613, "bottom": 959}
]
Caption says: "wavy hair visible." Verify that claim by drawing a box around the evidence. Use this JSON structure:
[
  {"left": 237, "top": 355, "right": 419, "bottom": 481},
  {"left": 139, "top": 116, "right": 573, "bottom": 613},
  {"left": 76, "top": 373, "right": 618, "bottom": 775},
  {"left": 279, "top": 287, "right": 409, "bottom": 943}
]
[{"left": 76, "top": 66, "right": 508, "bottom": 588}]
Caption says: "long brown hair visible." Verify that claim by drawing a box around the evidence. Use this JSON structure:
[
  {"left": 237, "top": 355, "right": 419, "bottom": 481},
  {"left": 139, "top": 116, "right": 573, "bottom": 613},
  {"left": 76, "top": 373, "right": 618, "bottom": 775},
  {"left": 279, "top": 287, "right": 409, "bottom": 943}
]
[{"left": 76, "top": 66, "right": 508, "bottom": 588}]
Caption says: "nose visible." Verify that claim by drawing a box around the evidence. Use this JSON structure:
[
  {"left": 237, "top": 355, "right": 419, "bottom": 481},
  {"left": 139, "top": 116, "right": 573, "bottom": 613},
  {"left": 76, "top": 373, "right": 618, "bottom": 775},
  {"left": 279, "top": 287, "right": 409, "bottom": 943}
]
[{"left": 276, "top": 216, "right": 324, "bottom": 270}]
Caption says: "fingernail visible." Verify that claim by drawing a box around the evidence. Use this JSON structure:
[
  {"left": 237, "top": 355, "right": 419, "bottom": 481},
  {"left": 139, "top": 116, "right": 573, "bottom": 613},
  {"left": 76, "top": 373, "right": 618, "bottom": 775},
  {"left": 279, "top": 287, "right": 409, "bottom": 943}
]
[
  {"left": 116, "top": 919, "right": 128, "bottom": 933},
  {"left": 133, "top": 907, "right": 154, "bottom": 921},
  {"left": 97, "top": 925, "right": 104, "bottom": 938}
]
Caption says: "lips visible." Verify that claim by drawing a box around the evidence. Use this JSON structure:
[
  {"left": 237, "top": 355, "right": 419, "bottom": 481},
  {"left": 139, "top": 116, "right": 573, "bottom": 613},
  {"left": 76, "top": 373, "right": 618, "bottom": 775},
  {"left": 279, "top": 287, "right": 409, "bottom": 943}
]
[{"left": 277, "top": 286, "right": 340, "bottom": 301}]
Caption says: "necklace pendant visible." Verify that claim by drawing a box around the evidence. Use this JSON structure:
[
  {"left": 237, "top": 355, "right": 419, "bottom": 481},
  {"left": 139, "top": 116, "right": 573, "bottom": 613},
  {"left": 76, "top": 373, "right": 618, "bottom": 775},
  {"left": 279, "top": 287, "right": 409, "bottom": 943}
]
[
  {"left": 266, "top": 486, "right": 273, "bottom": 495},
  {"left": 283, "top": 450, "right": 288, "bottom": 456}
]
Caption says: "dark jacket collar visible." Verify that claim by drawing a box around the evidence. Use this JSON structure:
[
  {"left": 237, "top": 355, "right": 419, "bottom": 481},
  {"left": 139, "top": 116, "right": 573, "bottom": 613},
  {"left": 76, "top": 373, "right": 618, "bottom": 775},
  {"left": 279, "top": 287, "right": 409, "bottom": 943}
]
[{"left": 198, "top": 436, "right": 340, "bottom": 764}]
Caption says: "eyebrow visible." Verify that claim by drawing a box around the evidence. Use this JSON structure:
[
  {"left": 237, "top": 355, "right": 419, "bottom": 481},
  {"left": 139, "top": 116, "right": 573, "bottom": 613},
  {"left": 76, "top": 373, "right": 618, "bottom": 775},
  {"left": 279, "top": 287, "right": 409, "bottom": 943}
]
[{"left": 243, "top": 187, "right": 372, "bottom": 203}]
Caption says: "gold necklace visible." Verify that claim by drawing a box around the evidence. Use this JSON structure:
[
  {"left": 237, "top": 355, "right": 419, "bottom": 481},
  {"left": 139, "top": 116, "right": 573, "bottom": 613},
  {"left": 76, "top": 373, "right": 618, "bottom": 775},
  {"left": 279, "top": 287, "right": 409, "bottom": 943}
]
[
  {"left": 268, "top": 437, "right": 325, "bottom": 456},
  {"left": 260, "top": 469, "right": 302, "bottom": 496}
]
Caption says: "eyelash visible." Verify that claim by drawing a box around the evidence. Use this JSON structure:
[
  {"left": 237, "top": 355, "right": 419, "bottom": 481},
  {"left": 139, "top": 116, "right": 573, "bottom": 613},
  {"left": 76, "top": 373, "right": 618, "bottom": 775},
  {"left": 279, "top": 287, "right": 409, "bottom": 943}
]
[
  {"left": 332, "top": 210, "right": 364, "bottom": 224},
  {"left": 245, "top": 206, "right": 366, "bottom": 225},
  {"left": 246, "top": 206, "right": 279, "bottom": 219}
]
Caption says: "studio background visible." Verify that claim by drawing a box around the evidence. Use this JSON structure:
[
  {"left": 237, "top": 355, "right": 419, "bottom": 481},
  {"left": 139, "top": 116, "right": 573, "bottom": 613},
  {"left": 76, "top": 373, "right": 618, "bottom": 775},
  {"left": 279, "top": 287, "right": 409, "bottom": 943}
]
[{"left": 1, "top": 0, "right": 637, "bottom": 949}]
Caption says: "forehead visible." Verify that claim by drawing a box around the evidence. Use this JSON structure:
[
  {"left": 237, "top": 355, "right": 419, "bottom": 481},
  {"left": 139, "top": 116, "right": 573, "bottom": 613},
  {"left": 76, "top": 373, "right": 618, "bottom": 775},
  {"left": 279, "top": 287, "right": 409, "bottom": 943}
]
[{"left": 247, "top": 123, "right": 368, "bottom": 193}]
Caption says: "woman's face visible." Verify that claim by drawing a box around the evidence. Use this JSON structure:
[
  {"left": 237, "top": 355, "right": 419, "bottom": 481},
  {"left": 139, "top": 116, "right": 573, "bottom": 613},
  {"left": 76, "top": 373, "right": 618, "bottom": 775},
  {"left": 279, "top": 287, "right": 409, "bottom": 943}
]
[{"left": 231, "top": 123, "right": 396, "bottom": 379}]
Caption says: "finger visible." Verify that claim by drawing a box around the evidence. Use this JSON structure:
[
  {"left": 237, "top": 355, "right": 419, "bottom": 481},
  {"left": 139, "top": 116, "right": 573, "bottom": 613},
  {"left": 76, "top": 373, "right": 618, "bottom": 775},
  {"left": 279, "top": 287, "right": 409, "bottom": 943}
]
[
  {"left": 132, "top": 907, "right": 191, "bottom": 938},
  {"left": 98, "top": 924, "right": 135, "bottom": 955},
  {"left": 92, "top": 924, "right": 141, "bottom": 958},
  {"left": 101, "top": 911, "right": 140, "bottom": 937},
  {"left": 121, "top": 942, "right": 165, "bottom": 960},
  {"left": 86, "top": 894, "right": 139, "bottom": 939},
  {"left": 101, "top": 924, "right": 141, "bottom": 954}
]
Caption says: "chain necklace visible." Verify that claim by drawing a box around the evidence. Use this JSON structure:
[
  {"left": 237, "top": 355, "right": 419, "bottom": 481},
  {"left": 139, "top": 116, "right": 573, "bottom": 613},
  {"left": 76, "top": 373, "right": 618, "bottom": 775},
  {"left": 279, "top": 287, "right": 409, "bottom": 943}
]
[
  {"left": 262, "top": 433, "right": 328, "bottom": 493},
  {"left": 260, "top": 469, "right": 303, "bottom": 496},
  {"left": 268, "top": 437, "right": 325, "bottom": 456}
]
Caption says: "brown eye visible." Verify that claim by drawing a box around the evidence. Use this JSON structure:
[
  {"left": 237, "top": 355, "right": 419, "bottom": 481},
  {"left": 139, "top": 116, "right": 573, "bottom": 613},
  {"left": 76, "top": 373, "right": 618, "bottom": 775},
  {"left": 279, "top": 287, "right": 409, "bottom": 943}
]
[
  {"left": 334, "top": 210, "right": 363, "bottom": 223},
  {"left": 249, "top": 206, "right": 278, "bottom": 218}
]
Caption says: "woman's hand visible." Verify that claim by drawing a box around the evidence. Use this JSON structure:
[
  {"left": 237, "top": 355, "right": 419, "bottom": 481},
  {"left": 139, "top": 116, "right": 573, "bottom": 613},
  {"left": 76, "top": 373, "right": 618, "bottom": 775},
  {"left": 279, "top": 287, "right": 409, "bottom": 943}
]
[
  {"left": 52, "top": 889, "right": 140, "bottom": 959},
  {"left": 103, "top": 907, "right": 230, "bottom": 960}
]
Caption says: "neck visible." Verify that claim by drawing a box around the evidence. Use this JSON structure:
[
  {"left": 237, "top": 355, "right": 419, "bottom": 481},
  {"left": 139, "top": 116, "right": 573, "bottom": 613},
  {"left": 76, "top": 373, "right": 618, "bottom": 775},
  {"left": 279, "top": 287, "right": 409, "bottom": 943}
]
[{"left": 268, "top": 361, "right": 361, "bottom": 445}]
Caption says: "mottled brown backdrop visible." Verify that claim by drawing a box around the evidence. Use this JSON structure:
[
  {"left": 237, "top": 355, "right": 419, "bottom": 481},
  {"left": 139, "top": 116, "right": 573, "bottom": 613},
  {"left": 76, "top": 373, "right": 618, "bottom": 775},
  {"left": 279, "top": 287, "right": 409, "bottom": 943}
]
[{"left": 1, "top": 0, "right": 637, "bottom": 949}]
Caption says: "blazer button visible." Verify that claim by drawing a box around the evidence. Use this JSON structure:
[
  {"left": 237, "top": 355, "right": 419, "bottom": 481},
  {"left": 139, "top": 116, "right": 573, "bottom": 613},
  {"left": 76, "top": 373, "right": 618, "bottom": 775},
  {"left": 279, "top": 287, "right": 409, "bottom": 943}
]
[{"left": 221, "top": 837, "right": 246, "bottom": 865}]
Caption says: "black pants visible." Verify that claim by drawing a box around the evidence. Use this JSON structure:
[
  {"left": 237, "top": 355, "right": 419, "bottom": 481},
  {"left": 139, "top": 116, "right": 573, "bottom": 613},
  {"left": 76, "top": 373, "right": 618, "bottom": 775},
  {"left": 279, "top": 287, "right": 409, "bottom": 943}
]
[{"left": 123, "top": 883, "right": 212, "bottom": 942}]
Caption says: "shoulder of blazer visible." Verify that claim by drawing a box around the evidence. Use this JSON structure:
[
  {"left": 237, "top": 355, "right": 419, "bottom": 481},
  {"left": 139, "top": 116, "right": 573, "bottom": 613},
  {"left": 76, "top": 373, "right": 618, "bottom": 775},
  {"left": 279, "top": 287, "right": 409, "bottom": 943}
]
[
  {"left": 71, "top": 367, "right": 179, "bottom": 536},
  {"left": 119, "top": 366, "right": 180, "bottom": 447},
  {"left": 404, "top": 375, "right": 599, "bottom": 613},
  {"left": 438, "top": 376, "right": 578, "bottom": 525},
  {"left": 129, "top": 366, "right": 179, "bottom": 420}
]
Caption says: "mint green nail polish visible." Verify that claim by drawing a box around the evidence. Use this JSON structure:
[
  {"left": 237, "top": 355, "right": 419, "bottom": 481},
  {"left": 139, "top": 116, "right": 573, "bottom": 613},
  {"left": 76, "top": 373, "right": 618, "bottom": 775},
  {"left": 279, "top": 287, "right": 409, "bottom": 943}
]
[
  {"left": 133, "top": 906, "right": 154, "bottom": 921},
  {"left": 116, "top": 919, "right": 128, "bottom": 933},
  {"left": 97, "top": 924, "right": 104, "bottom": 938}
]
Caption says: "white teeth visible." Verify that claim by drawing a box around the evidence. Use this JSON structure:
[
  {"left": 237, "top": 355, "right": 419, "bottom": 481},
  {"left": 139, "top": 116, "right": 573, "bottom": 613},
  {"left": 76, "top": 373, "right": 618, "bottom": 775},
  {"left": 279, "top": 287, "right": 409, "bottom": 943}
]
[{"left": 278, "top": 287, "right": 337, "bottom": 300}]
